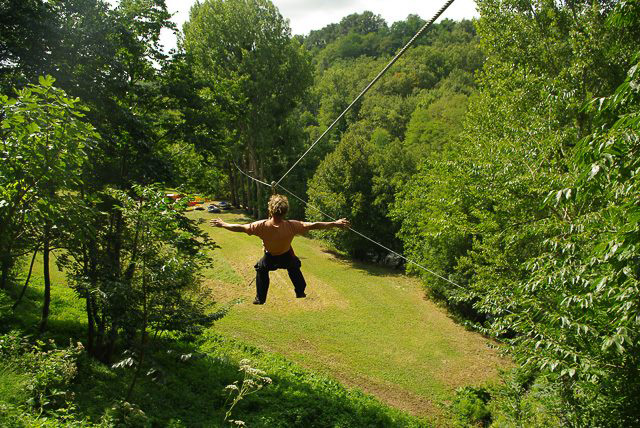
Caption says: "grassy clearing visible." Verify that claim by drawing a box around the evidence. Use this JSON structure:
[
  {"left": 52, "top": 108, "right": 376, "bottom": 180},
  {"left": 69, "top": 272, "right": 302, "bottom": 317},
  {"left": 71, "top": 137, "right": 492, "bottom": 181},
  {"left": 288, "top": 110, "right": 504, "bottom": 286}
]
[
  {"left": 0, "top": 209, "right": 507, "bottom": 426},
  {"left": 1, "top": 243, "right": 427, "bottom": 426},
  {"left": 7, "top": 254, "right": 86, "bottom": 341},
  {"left": 196, "top": 209, "right": 510, "bottom": 421}
]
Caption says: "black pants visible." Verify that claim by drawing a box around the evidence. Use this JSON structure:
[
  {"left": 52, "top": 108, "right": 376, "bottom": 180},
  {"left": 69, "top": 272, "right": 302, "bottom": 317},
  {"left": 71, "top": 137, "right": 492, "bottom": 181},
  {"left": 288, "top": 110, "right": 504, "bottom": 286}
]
[{"left": 254, "top": 249, "right": 306, "bottom": 303}]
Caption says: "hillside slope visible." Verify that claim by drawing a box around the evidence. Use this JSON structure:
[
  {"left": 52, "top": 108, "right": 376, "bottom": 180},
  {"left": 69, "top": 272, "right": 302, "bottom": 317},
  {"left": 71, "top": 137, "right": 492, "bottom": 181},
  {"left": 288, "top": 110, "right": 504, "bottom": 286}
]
[{"left": 196, "top": 210, "right": 508, "bottom": 419}]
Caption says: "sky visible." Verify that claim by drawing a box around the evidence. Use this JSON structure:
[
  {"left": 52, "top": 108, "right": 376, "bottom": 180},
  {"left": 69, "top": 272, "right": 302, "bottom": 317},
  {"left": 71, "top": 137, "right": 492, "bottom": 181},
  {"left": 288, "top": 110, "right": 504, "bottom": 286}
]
[{"left": 151, "top": 0, "right": 479, "bottom": 52}]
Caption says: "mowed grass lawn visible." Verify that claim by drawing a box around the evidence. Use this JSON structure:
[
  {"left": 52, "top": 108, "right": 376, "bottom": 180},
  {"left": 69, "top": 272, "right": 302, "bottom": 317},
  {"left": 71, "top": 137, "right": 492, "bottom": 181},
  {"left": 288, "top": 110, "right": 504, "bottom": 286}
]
[{"left": 194, "top": 210, "right": 509, "bottom": 419}]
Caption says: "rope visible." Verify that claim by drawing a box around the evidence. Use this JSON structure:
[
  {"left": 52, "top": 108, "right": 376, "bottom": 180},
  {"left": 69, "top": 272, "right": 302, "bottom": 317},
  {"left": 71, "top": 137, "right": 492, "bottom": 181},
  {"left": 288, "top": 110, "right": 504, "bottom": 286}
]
[
  {"left": 275, "top": 0, "right": 457, "bottom": 186},
  {"left": 232, "top": 162, "right": 468, "bottom": 292},
  {"left": 275, "top": 182, "right": 469, "bottom": 292},
  {"left": 231, "top": 163, "right": 521, "bottom": 314},
  {"left": 233, "top": 161, "right": 271, "bottom": 187}
]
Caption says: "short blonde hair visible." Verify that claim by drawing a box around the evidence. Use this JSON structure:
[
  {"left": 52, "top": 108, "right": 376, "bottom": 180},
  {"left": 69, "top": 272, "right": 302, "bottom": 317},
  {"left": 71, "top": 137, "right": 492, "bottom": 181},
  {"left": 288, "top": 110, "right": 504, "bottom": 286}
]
[{"left": 268, "top": 194, "right": 289, "bottom": 218}]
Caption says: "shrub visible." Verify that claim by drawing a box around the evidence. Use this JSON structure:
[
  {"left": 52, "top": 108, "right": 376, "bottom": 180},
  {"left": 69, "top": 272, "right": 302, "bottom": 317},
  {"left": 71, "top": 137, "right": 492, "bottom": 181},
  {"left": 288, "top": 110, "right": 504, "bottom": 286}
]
[
  {"left": 451, "top": 386, "right": 491, "bottom": 427},
  {"left": 0, "top": 331, "right": 83, "bottom": 411}
]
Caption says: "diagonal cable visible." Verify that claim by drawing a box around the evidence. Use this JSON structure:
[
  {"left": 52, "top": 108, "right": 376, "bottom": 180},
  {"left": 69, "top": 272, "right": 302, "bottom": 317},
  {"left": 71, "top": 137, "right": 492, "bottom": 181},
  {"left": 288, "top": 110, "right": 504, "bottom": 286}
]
[
  {"left": 232, "top": 161, "right": 468, "bottom": 291},
  {"left": 233, "top": 161, "right": 271, "bottom": 187},
  {"left": 275, "top": 182, "right": 469, "bottom": 293},
  {"left": 230, "top": 162, "right": 520, "bottom": 314},
  {"left": 275, "top": 0, "right": 457, "bottom": 186}
]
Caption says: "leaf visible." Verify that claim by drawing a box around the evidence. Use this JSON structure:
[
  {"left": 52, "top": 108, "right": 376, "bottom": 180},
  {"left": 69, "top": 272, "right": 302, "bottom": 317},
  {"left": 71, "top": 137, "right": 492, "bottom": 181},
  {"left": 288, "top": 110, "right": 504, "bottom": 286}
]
[{"left": 38, "top": 75, "right": 55, "bottom": 87}]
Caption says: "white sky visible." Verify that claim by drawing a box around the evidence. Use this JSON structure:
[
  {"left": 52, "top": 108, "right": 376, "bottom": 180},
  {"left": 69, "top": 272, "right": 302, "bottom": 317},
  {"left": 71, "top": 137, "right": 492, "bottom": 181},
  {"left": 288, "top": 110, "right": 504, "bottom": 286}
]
[{"left": 106, "top": 0, "right": 479, "bottom": 52}]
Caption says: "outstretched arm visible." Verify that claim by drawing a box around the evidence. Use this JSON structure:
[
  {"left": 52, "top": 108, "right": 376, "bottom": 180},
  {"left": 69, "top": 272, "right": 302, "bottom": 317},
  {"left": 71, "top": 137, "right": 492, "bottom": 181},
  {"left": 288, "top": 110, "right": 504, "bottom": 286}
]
[
  {"left": 210, "top": 218, "right": 250, "bottom": 233},
  {"left": 303, "top": 218, "right": 350, "bottom": 231}
]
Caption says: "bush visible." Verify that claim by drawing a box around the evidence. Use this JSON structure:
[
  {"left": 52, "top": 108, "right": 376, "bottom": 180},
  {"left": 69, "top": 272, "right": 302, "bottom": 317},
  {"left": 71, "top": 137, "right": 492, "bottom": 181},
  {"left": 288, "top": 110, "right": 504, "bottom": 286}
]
[
  {"left": 0, "top": 331, "right": 83, "bottom": 411},
  {"left": 451, "top": 386, "right": 491, "bottom": 427}
]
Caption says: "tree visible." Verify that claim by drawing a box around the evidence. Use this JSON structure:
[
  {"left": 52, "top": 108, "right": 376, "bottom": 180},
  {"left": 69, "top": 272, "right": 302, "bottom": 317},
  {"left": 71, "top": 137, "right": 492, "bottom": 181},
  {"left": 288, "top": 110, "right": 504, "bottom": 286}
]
[
  {"left": 58, "top": 185, "right": 218, "bottom": 362},
  {"left": 306, "top": 125, "right": 405, "bottom": 260},
  {"left": 393, "top": 0, "right": 640, "bottom": 423},
  {"left": 184, "top": 0, "right": 312, "bottom": 217},
  {"left": 0, "top": 76, "right": 96, "bottom": 332},
  {"left": 0, "top": 0, "right": 53, "bottom": 91},
  {"left": 492, "top": 51, "right": 640, "bottom": 426}
]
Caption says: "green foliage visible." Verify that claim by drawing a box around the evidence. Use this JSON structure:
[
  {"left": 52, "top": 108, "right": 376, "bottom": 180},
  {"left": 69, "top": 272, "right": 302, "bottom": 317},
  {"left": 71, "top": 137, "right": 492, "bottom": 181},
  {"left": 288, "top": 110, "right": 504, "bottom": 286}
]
[
  {"left": 303, "top": 19, "right": 482, "bottom": 262},
  {"left": 0, "top": 0, "right": 53, "bottom": 91},
  {"left": 184, "top": 0, "right": 313, "bottom": 217},
  {"left": 451, "top": 386, "right": 491, "bottom": 427},
  {"left": 501, "top": 53, "right": 640, "bottom": 426},
  {"left": 486, "top": 368, "right": 563, "bottom": 428},
  {"left": 306, "top": 127, "right": 397, "bottom": 259},
  {"left": 0, "top": 330, "right": 83, "bottom": 413},
  {"left": 0, "top": 76, "right": 97, "bottom": 291},
  {"left": 223, "top": 359, "right": 273, "bottom": 425},
  {"left": 57, "top": 184, "right": 218, "bottom": 361},
  {"left": 201, "top": 334, "right": 427, "bottom": 427},
  {"left": 304, "top": 14, "right": 478, "bottom": 70},
  {"left": 394, "top": 0, "right": 640, "bottom": 424},
  {"left": 102, "top": 400, "right": 149, "bottom": 427}
]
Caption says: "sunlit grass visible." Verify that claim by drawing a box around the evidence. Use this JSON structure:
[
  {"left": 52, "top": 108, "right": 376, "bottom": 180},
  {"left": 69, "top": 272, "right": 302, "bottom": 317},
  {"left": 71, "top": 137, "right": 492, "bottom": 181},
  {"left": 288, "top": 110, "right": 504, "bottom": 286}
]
[
  {"left": 192, "top": 210, "right": 509, "bottom": 419},
  {"left": 2, "top": 253, "right": 428, "bottom": 426},
  {"left": 8, "top": 253, "right": 85, "bottom": 338},
  {"left": 2, "top": 209, "right": 507, "bottom": 424}
]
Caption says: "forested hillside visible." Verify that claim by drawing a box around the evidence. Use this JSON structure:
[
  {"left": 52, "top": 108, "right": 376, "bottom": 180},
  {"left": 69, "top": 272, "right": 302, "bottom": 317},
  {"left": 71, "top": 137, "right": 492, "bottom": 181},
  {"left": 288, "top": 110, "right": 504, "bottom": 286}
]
[
  {"left": 295, "top": 1, "right": 640, "bottom": 425},
  {"left": 296, "top": 1, "right": 640, "bottom": 425},
  {"left": 1, "top": 0, "right": 639, "bottom": 426}
]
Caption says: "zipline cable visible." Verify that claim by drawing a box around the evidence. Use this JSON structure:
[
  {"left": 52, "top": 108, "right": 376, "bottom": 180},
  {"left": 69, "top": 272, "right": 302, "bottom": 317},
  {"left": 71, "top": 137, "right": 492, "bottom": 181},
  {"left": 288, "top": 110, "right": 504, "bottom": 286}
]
[
  {"left": 234, "top": 162, "right": 470, "bottom": 293},
  {"left": 233, "top": 161, "right": 271, "bottom": 187},
  {"left": 275, "top": 182, "right": 470, "bottom": 293},
  {"left": 275, "top": 0, "right": 457, "bottom": 187}
]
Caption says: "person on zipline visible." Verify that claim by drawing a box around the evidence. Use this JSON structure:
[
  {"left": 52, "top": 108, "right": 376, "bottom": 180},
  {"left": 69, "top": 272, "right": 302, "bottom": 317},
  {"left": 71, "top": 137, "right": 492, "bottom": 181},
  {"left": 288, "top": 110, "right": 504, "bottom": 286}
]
[{"left": 210, "top": 194, "right": 350, "bottom": 305}]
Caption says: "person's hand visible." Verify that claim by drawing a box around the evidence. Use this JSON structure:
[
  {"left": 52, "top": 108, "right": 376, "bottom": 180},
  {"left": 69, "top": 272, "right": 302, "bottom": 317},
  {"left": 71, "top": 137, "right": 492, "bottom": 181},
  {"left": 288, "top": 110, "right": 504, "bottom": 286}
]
[
  {"left": 210, "top": 218, "right": 225, "bottom": 228},
  {"left": 334, "top": 218, "right": 350, "bottom": 229}
]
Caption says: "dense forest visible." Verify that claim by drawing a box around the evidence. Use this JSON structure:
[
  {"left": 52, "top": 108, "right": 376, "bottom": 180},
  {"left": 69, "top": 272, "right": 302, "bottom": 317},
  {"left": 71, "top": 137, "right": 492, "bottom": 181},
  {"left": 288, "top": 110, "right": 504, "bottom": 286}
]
[{"left": 1, "top": 0, "right": 639, "bottom": 426}]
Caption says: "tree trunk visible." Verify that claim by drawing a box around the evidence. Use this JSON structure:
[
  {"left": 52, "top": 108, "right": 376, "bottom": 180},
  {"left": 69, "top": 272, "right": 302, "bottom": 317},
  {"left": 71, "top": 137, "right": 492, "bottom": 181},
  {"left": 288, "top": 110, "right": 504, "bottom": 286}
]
[
  {"left": 85, "top": 292, "right": 95, "bottom": 354},
  {"left": 257, "top": 163, "right": 266, "bottom": 219},
  {"left": 126, "top": 252, "right": 148, "bottom": 402},
  {"left": 0, "top": 254, "right": 10, "bottom": 290},
  {"left": 12, "top": 246, "right": 38, "bottom": 310},
  {"left": 39, "top": 228, "right": 51, "bottom": 333},
  {"left": 105, "top": 320, "right": 118, "bottom": 363},
  {"left": 86, "top": 238, "right": 98, "bottom": 357},
  {"left": 95, "top": 305, "right": 105, "bottom": 360},
  {"left": 250, "top": 180, "right": 258, "bottom": 218},
  {"left": 228, "top": 161, "right": 238, "bottom": 207},
  {"left": 247, "top": 155, "right": 258, "bottom": 217},
  {"left": 241, "top": 175, "right": 248, "bottom": 211}
]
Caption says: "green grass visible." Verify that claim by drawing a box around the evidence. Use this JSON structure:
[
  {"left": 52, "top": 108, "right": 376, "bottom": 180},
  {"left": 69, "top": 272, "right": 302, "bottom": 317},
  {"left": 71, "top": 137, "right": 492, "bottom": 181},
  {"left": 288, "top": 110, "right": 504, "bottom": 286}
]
[
  {"left": 8, "top": 253, "right": 86, "bottom": 340},
  {"left": 196, "top": 209, "right": 509, "bottom": 421},
  {"left": 0, "top": 209, "right": 508, "bottom": 426},
  {"left": 0, "top": 363, "right": 30, "bottom": 406},
  {"left": 1, "top": 242, "right": 429, "bottom": 426},
  {"left": 63, "top": 332, "right": 427, "bottom": 427}
]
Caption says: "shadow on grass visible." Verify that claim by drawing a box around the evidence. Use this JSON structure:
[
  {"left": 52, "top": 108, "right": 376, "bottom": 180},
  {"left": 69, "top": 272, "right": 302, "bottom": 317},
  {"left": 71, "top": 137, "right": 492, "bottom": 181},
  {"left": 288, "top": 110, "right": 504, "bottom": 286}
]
[
  {"left": 2, "top": 280, "right": 86, "bottom": 341},
  {"left": 319, "top": 247, "right": 410, "bottom": 279},
  {"left": 71, "top": 334, "right": 424, "bottom": 428},
  {"left": 1, "top": 278, "right": 426, "bottom": 427}
]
